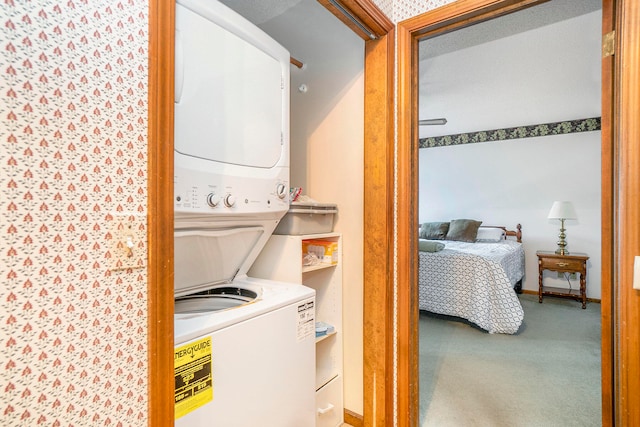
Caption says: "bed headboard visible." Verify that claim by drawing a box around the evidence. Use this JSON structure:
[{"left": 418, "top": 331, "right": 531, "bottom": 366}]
[{"left": 484, "top": 224, "right": 522, "bottom": 243}]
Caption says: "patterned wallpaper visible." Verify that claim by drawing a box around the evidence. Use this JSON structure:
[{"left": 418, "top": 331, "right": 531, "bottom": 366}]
[
  {"left": 392, "top": 0, "right": 456, "bottom": 22},
  {"left": 371, "top": 0, "right": 457, "bottom": 23},
  {"left": 1, "top": 1, "right": 149, "bottom": 425}
]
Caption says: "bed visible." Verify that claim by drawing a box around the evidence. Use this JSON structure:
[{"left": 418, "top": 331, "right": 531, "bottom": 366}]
[{"left": 417, "top": 220, "right": 525, "bottom": 334}]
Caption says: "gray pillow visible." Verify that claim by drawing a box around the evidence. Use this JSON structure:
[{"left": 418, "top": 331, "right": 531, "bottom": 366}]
[
  {"left": 419, "top": 222, "right": 450, "bottom": 240},
  {"left": 418, "top": 239, "right": 445, "bottom": 252},
  {"left": 445, "top": 219, "right": 483, "bottom": 242}
]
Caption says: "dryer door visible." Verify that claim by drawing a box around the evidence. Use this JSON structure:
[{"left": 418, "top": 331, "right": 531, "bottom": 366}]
[
  {"left": 174, "top": 227, "right": 264, "bottom": 297},
  {"left": 175, "top": 3, "right": 286, "bottom": 169}
]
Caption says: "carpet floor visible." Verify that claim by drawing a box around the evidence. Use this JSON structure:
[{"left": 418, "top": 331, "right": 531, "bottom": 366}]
[{"left": 419, "top": 293, "right": 601, "bottom": 427}]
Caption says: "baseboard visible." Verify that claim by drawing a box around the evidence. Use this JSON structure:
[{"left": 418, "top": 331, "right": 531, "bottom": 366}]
[
  {"left": 520, "top": 289, "right": 601, "bottom": 303},
  {"left": 344, "top": 408, "right": 364, "bottom": 427}
]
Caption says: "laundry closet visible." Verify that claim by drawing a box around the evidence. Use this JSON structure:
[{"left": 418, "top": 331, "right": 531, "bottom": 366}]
[{"left": 209, "top": 0, "right": 366, "bottom": 423}]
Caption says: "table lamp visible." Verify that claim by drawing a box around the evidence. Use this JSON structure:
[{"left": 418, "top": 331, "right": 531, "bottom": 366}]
[{"left": 548, "top": 201, "right": 577, "bottom": 255}]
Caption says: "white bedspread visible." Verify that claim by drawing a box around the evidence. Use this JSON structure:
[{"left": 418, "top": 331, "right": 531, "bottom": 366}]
[{"left": 418, "top": 240, "right": 525, "bottom": 334}]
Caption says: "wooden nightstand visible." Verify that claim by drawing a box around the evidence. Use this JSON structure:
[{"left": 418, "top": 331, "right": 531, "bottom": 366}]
[{"left": 536, "top": 251, "right": 589, "bottom": 309}]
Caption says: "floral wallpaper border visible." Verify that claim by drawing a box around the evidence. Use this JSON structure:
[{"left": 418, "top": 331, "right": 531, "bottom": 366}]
[{"left": 419, "top": 117, "right": 601, "bottom": 148}]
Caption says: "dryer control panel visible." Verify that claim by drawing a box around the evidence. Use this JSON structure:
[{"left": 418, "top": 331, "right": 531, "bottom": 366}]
[{"left": 174, "top": 163, "right": 289, "bottom": 217}]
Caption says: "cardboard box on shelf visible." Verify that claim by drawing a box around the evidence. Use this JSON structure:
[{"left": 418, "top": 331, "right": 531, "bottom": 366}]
[{"left": 302, "top": 239, "right": 338, "bottom": 265}]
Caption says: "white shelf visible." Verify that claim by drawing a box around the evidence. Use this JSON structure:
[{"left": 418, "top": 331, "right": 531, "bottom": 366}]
[
  {"left": 303, "top": 263, "right": 337, "bottom": 274},
  {"left": 249, "top": 232, "right": 343, "bottom": 426},
  {"left": 316, "top": 329, "right": 337, "bottom": 344}
]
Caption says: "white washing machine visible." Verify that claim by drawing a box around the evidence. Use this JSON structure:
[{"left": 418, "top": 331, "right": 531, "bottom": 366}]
[
  {"left": 174, "top": 246, "right": 316, "bottom": 427},
  {"left": 173, "top": 0, "right": 316, "bottom": 425},
  {"left": 173, "top": 224, "right": 316, "bottom": 427}
]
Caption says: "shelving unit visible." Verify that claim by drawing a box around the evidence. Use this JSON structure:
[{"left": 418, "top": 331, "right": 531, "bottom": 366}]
[{"left": 249, "top": 232, "right": 343, "bottom": 427}]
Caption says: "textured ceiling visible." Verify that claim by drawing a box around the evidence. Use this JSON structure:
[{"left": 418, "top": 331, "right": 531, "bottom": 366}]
[
  {"left": 219, "top": 0, "right": 601, "bottom": 60},
  {"left": 419, "top": 0, "right": 602, "bottom": 59},
  {"left": 218, "top": 0, "right": 304, "bottom": 25}
]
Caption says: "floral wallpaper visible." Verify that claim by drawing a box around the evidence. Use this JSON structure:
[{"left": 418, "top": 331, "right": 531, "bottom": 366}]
[
  {"left": 371, "top": 0, "right": 457, "bottom": 23},
  {"left": 1, "top": 1, "right": 149, "bottom": 425}
]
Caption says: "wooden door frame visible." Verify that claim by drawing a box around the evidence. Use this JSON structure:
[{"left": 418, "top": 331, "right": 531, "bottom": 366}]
[
  {"left": 600, "top": 0, "right": 615, "bottom": 422},
  {"left": 613, "top": 1, "right": 640, "bottom": 424},
  {"left": 397, "top": 0, "right": 618, "bottom": 426},
  {"left": 148, "top": 0, "right": 175, "bottom": 425},
  {"left": 361, "top": 30, "right": 397, "bottom": 427},
  {"left": 309, "top": 2, "right": 397, "bottom": 425},
  {"left": 145, "top": 1, "right": 399, "bottom": 426}
]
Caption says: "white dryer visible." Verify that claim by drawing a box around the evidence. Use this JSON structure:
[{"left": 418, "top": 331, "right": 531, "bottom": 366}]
[{"left": 173, "top": 0, "right": 316, "bottom": 425}]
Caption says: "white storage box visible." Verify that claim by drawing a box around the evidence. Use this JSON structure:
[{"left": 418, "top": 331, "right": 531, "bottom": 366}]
[{"left": 274, "top": 202, "right": 338, "bottom": 235}]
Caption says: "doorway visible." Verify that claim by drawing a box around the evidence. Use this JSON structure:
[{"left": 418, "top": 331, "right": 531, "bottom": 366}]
[
  {"left": 395, "top": 0, "right": 618, "bottom": 425},
  {"left": 416, "top": 1, "right": 603, "bottom": 423}
]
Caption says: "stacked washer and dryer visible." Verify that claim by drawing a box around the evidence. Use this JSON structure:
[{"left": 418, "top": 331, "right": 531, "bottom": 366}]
[{"left": 173, "top": 1, "right": 316, "bottom": 425}]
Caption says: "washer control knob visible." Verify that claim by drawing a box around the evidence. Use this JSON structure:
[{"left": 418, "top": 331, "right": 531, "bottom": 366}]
[
  {"left": 206, "top": 193, "right": 220, "bottom": 207},
  {"left": 224, "top": 194, "right": 236, "bottom": 208},
  {"left": 276, "top": 183, "right": 287, "bottom": 199}
]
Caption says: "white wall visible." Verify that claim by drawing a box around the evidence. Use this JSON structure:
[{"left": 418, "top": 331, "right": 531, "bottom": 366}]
[
  {"left": 418, "top": 11, "right": 602, "bottom": 298},
  {"left": 260, "top": 1, "right": 366, "bottom": 414},
  {"left": 304, "top": 72, "right": 365, "bottom": 415}
]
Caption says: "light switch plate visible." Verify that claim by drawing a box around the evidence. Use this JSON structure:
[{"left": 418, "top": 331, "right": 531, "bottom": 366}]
[
  {"left": 634, "top": 256, "right": 640, "bottom": 290},
  {"left": 109, "top": 214, "right": 146, "bottom": 271}
]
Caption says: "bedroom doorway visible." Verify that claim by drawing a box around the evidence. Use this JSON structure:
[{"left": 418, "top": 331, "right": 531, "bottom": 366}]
[
  {"left": 415, "top": 2, "right": 603, "bottom": 423},
  {"left": 394, "top": 0, "right": 629, "bottom": 425}
]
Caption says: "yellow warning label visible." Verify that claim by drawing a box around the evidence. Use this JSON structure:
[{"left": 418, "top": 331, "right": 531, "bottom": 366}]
[{"left": 174, "top": 337, "right": 213, "bottom": 419}]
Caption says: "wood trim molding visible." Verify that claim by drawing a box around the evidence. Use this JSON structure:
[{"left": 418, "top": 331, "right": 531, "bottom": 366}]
[
  {"left": 147, "top": 0, "right": 175, "bottom": 425},
  {"left": 340, "top": 0, "right": 395, "bottom": 34},
  {"left": 520, "top": 289, "right": 602, "bottom": 304},
  {"left": 317, "top": 0, "right": 393, "bottom": 40},
  {"left": 396, "top": 19, "right": 420, "bottom": 427},
  {"left": 344, "top": 408, "right": 364, "bottom": 427},
  {"left": 400, "top": 0, "right": 547, "bottom": 39},
  {"left": 600, "top": 0, "right": 615, "bottom": 424},
  {"left": 615, "top": 0, "right": 640, "bottom": 424},
  {"left": 363, "top": 29, "right": 395, "bottom": 427}
]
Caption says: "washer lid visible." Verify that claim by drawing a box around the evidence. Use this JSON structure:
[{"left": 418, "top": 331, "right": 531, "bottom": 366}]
[{"left": 174, "top": 226, "right": 264, "bottom": 297}]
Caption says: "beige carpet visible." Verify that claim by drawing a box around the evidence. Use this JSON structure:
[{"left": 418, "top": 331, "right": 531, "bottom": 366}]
[{"left": 419, "top": 293, "right": 601, "bottom": 427}]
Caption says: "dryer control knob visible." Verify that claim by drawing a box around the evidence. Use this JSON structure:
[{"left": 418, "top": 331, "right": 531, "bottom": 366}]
[
  {"left": 224, "top": 194, "right": 236, "bottom": 208},
  {"left": 276, "top": 183, "right": 287, "bottom": 199},
  {"left": 206, "top": 193, "right": 220, "bottom": 207}
]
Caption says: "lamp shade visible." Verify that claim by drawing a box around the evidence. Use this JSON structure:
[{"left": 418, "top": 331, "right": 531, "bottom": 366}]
[{"left": 548, "top": 201, "right": 577, "bottom": 220}]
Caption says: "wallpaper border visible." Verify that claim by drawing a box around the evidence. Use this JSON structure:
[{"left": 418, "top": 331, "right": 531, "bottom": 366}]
[{"left": 419, "top": 117, "right": 601, "bottom": 148}]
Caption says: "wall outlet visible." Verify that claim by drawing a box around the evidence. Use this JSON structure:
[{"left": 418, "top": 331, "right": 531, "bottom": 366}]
[{"left": 109, "top": 213, "right": 146, "bottom": 271}]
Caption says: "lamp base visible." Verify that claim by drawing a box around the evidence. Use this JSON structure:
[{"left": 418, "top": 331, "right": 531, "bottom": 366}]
[{"left": 555, "top": 220, "right": 569, "bottom": 255}]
